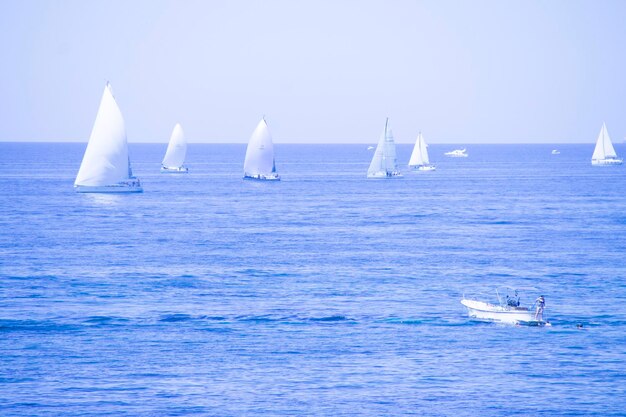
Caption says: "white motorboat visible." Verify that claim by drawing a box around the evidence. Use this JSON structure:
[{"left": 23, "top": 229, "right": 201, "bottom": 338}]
[
  {"left": 551, "top": 149, "right": 560, "bottom": 155},
  {"left": 461, "top": 287, "right": 548, "bottom": 325},
  {"left": 243, "top": 118, "right": 280, "bottom": 181},
  {"left": 367, "top": 118, "right": 403, "bottom": 178},
  {"left": 444, "top": 148, "right": 468, "bottom": 157},
  {"left": 591, "top": 123, "right": 623, "bottom": 165},
  {"left": 161, "top": 123, "right": 189, "bottom": 173},
  {"left": 408, "top": 132, "right": 436, "bottom": 171},
  {"left": 74, "top": 83, "right": 143, "bottom": 193}
]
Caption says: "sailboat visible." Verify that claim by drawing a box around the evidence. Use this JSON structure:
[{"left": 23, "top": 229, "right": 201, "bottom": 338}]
[
  {"left": 591, "top": 123, "right": 623, "bottom": 165},
  {"left": 367, "top": 118, "right": 402, "bottom": 178},
  {"left": 408, "top": 132, "right": 435, "bottom": 171},
  {"left": 74, "top": 83, "right": 142, "bottom": 193},
  {"left": 243, "top": 118, "right": 280, "bottom": 180},
  {"left": 161, "top": 123, "right": 188, "bottom": 173}
]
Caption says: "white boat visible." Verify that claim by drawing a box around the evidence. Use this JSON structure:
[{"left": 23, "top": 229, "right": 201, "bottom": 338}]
[
  {"left": 161, "top": 123, "right": 188, "bottom": 173},
  {"left": 408, "top": 132, "right": 435, "bottom": 171},
  {"left": 461, "top": 287, "right": 548, "bottom": 326},
  {"left": 367, "top": 118, "right": 402, "bottom": 178},
  {"left": 367, "top": 146, "right": 374, "bottom": 150},
  {"left": 444, "top": 148, "right": 468, "bottom": 157},
  {"left": 591, "top": 123, "right": 623, "bottom": 165},
  {"left": 243, "top": 118, "right": 280, "bottom": 181},
  {"left": 551, "top": 149, "right": 560, "bottom": 155},
  {"left": 74, "top": 83, "right": 142, "bottom": 193}
]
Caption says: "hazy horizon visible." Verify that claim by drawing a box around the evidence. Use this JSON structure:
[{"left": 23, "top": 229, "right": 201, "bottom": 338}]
[{"left": 2, "top": 0, "right": 626, "bottom": 144}]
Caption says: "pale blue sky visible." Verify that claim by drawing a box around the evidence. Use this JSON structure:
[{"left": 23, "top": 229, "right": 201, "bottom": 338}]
[{"left": 1, "top": 0, "right": 626, "bottom": 143}]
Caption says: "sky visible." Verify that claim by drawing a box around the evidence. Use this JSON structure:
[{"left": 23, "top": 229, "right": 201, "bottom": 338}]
[{"left": 1, "top": 0, "right": 626, "bottom": 144}]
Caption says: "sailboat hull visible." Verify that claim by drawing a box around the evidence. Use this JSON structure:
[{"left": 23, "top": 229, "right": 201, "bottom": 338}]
[
  {"left": 410, "top": 165, "right": 436, "bottom": 171},
  {"left": 74, "top": 181, "right": 143, "bottom": 193},
  {"left": 161, "top": 166, "right": 189, "bottom": 173},
  {"left": 243, "top": 173, "right": 281, "bottom": 181},
  {"left": 367, "top": 171, "right": 403, "bottom": 179},
  {"left": 591, "top": 158, "right": 623, "bottom": 165}
]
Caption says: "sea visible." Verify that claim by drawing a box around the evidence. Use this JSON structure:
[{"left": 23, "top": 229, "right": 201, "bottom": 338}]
[{"left": 1, "top": 142, "right": 626, "bottom": 416}]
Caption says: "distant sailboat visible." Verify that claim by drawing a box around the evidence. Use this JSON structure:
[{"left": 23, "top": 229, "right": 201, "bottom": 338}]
[
  {"left": 367, "top": 118, "right": 402, "bottom": 178},
  {"left": 408, "top": 132, "right": 435, "bottom": 171},
  {"left": 161, "top": 123, "right": 188, "bottom": 173},
  {"left": 243, "top": 118, "right": 280, "bottom": 180},
  {"left": 591, "top": 123, "right": 623, "bottom": 165},
  {"left": 74, "top": 83, "right": 142, "bottom": 193}
]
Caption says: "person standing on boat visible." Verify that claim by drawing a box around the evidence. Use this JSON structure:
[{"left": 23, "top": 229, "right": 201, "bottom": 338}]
[{"left": 535, "top": 295, "right": 546, "bottom": 321}]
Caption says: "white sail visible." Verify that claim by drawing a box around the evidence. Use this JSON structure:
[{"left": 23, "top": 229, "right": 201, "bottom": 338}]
[
  {"left": 367, "top": 118, "right": 401, "bottom": 177},
  {"left": 243, "top": 118, "right": 279, "bottom": 179},
  {"left": 409, "top": 132, "right": 430, "bottom": 166},
  {"left": 592, "top": 123, "right": 617, "bottom": 161},
  {"left": 75, "top": 84, "right": 134, "bottom": 187},
  {"left": 162, "top": 123, "right": 187, "bottom": 169}
]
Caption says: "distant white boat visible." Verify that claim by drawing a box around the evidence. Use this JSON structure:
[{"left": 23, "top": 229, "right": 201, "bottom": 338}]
[
  {"left": 367, "top": 146, "right": 374, "bottom": 150},
  {"left": 444, "top": 148, "right": 468, "bottom": 157},
  {"left": 243, "top": 118, "right": 280, "bottom": 181},
  {"left": 551, "top": 149, "right": 560, "bottom": 155},
  {"left": 591, "top": 123, "right": 623, "bottom": 165},
  {"left": 408, "top": 132, "right": 435, "bottom": 171},
  {"left": 461, "top": 287, "right": 549, "bottom": 326},
  {"left": 74, "top": 83, "right": 142, "bottom": 193},
  {"left": 161, "top": 123, "right": 188, "bottom": 173},
  {"left": 367, "top": 118, "right": 402, "bottom": 178}
]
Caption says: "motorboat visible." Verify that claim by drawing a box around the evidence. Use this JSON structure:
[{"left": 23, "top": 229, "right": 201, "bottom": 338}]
[
  {"left": 444, "top": 148, "right": 468, "bottom": 157},
  {"left": 461, "top": 287, "right": 549, "bottom": 326},
  {"left": 551, "top": 149, "right": 560, "bottom": 155}
]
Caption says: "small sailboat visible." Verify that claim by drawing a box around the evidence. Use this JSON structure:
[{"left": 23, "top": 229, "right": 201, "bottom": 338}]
[
  {"left": 408, "top": 132, "right": 435, "bottom": 171},
  {"left": 74, "top": 83, "right": 142, "bottom": 193},
  {"left": 367, "top": 118, "right": 402, "bottom": 178},
  {"left": 591, "top": 123, "right": 623, "bottom": 165},
  {"left": 444, "top": 148, "right": 468, "bottom": 157},
  {"left": 161, "top": 123, "right": 188, "bottom": 173},
  {"left": 243, "top": 118, "right": 280, "bottom": 181}
]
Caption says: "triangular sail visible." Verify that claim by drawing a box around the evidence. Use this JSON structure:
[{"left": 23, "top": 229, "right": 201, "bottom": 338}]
[
  {"left": 409, "top": 132, "right": 430, "bottom": 166},
  {"left": 592, "top": 123, "right": 617, "bottom": 160},
  {"left": 368, "top": 118, "right": 399, "bottom": 176},
  {"left": 244, "top": 118, "right": 277, "bottom": 176},
  {"left": 75, "top": 83, "right": 132, "bottom": 186},
  {"left": 162, "top": 123, "right": 187, "bottom": 168}
]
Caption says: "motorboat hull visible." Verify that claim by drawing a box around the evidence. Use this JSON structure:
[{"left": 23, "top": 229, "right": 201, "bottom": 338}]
[
  {"left": 591, "top": 158, "right": 623, "bottom": 165},
  {"left": 161, "top": 166, "right": 189, "bottom": 173},
  {"left": 461, "top": 299, "right": 540, "bottom": 325},
  {"left": 74, "top": 181, "right": 143, "bottom": 193}
]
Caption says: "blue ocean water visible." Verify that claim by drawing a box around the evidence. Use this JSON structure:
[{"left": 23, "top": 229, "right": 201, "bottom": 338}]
[{"left": 1, "top": 142, "right": 626, "bottom": 416}]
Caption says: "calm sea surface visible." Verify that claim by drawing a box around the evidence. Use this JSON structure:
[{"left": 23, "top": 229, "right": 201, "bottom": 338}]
[{"left": 1, "top": 143, "right": 626, "bottom": 416}]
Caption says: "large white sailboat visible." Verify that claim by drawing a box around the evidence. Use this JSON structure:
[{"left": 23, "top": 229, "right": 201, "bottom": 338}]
[
  {"left": 591, "top": 123, "right": 623, "bottom": 165},
  {"left": 408, "top": 132, "right": 435, "bottom": 171},
  {"left": 243, "top": 118, "right": 280, "bottom": 181},
  {"left": 161, "top": 123, "right": 188, "bottom": 173},
  {"left": 74, "top": 83, "right": 142, "bottom": 193},
  {"left": 367, "top": 118, "right": 402, "bottom": 178}
]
